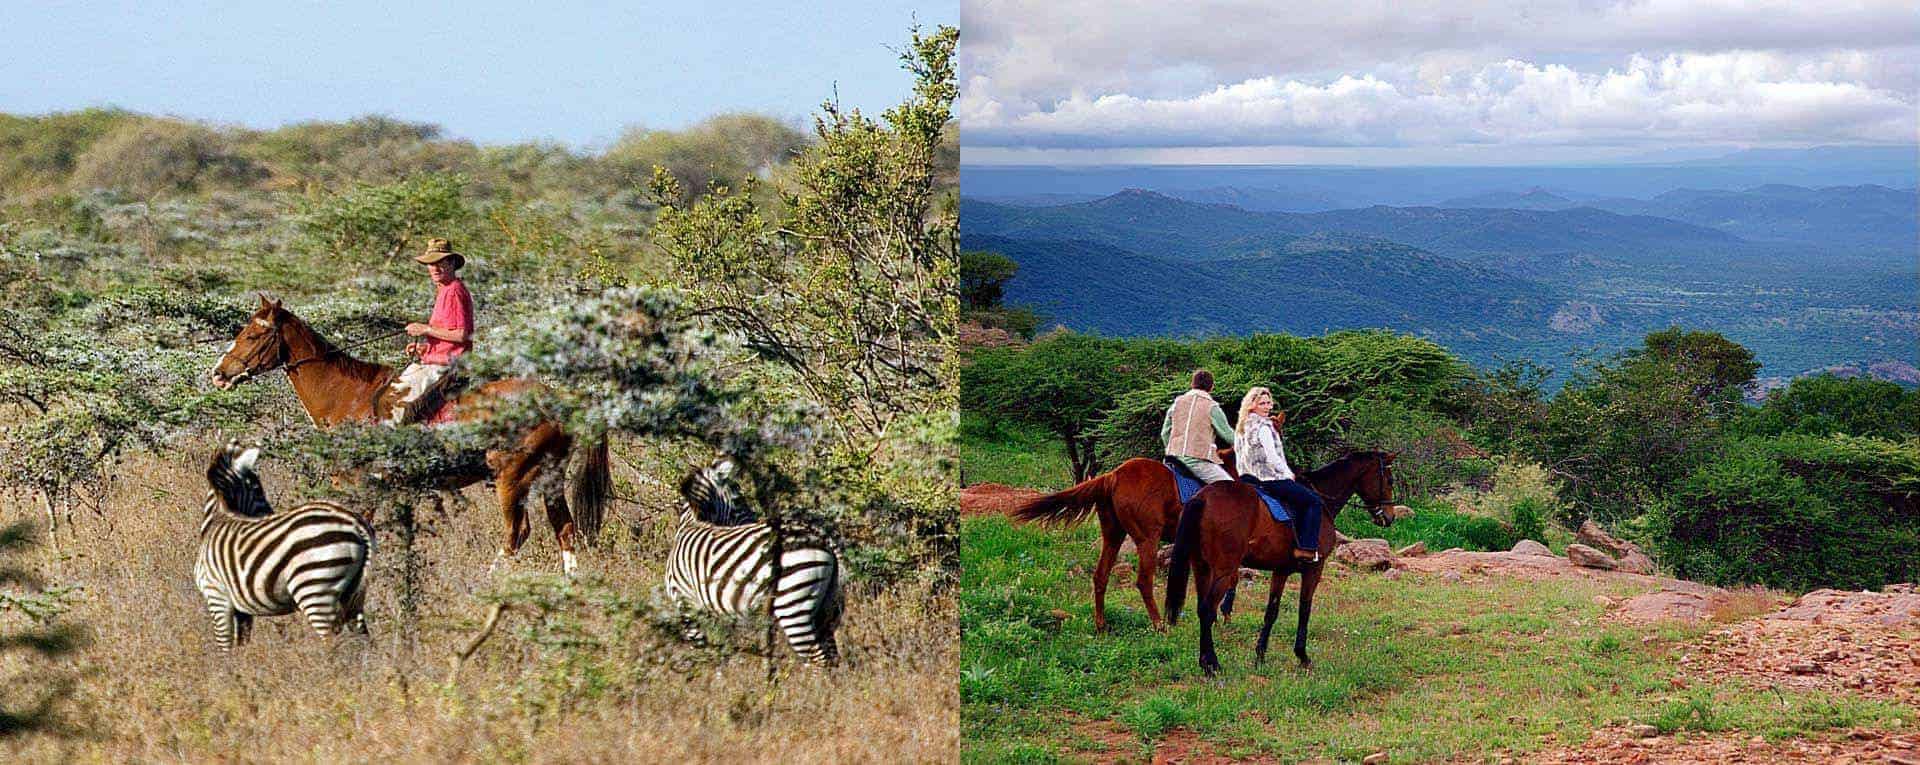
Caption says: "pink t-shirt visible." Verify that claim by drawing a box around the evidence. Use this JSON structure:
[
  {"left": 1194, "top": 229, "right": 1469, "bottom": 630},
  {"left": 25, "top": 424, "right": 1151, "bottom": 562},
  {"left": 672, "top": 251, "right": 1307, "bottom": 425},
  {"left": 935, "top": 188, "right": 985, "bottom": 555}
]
[{"left": 421, "top": 279, "right": 473, "bottom": 365}]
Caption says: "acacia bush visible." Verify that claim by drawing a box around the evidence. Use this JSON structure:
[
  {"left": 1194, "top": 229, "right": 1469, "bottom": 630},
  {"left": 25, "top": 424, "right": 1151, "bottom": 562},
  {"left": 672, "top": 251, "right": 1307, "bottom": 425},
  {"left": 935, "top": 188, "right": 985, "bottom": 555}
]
[
  {"left": 295, "top": 174, "right": 473, "bottom": 259},
  {"left": 1648, "top": 434, "right": 1920, "bottom": 590},
  {"left": 69, "top": 119, "right": 265, "bottom": 197}
]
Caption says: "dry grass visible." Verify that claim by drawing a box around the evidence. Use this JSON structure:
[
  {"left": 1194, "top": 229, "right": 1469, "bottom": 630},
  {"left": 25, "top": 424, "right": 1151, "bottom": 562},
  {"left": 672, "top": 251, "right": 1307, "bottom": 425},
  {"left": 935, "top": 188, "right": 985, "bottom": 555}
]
[{"left": 0, "top": 445, "right": 956, "bottom": 763}]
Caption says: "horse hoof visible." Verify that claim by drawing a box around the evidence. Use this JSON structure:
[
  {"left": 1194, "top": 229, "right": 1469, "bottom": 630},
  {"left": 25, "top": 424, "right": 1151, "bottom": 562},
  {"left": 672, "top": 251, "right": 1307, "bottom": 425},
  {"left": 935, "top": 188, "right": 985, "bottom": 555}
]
[{"left": 1150, "top": 621, "right": 1168, "bottom": 634}]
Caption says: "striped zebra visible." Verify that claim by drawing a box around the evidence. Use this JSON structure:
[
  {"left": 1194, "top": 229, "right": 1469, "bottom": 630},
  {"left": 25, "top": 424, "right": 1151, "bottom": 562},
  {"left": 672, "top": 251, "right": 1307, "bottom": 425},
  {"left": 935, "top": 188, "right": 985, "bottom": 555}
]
[
  {"left": 665, "top": 458, "right": 843, "bottom": 665},
  {"left": 195, "top": 445, "right": 376, "bottom": 651}
]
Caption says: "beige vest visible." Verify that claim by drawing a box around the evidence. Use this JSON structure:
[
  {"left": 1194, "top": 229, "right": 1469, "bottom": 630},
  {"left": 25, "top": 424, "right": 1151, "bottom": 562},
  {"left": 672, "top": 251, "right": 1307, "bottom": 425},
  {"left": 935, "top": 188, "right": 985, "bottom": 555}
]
[{"left": 1164, "top": 389, "right": 1222, "bottom": 463}]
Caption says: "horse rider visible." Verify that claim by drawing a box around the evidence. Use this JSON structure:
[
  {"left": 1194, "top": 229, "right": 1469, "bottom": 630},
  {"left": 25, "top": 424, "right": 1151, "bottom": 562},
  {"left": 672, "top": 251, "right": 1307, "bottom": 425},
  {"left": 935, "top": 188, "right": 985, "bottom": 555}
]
[
  {"left": 1235, "top": 386, "right": 1324, "bottom": 562},
  {"left": 1161, "top": 369, "right": 1236, "bottom": 484},
  {"left": 389, "top": 237, "right": 474, "bottom": 424}
]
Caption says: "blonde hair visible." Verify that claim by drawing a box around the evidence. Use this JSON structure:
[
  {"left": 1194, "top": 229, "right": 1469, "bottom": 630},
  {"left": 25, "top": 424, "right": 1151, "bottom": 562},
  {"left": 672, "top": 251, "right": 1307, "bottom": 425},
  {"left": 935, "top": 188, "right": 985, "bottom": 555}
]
[{"left": 1237, "top": 386, "right": 1272, "bottom": 439}]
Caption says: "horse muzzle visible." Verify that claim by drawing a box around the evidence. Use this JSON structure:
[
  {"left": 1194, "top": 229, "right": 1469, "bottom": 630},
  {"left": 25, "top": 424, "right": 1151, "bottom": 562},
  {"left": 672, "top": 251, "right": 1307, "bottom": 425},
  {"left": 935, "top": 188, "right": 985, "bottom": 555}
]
[{"left": 209, "top": 370, "right": 249, "bottom": 390}]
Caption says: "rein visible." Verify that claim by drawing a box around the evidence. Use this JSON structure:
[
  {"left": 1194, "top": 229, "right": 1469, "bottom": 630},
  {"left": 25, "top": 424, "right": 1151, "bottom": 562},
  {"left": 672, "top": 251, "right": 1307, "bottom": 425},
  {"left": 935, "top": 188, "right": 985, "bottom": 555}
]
[{"left": 280, "top": 328, "right": 409, "bottom": 374}]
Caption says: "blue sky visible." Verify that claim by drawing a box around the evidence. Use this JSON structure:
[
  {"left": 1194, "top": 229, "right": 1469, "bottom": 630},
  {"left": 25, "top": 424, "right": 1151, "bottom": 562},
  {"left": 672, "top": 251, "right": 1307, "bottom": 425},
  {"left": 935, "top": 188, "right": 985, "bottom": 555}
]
[{"left": 0, "top": 1, "right": 954, "bottom": 147}]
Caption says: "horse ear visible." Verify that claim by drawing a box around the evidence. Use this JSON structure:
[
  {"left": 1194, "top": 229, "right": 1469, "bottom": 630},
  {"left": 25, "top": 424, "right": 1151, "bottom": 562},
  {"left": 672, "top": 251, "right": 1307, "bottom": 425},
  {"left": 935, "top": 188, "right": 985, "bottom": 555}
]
[
  {"left": 1383, "top": 451, "right": 1399, "bottom": 463},
  {"left": 257, "top": 292, "right": 271, "bottom": 309}
]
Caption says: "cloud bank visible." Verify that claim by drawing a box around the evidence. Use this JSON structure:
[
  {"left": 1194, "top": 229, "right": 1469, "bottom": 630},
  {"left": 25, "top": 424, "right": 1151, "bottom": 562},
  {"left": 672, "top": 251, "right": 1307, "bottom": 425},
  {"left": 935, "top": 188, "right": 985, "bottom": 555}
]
[{"left": 960, "top": 0, "right": 1919, "bottom": 152}]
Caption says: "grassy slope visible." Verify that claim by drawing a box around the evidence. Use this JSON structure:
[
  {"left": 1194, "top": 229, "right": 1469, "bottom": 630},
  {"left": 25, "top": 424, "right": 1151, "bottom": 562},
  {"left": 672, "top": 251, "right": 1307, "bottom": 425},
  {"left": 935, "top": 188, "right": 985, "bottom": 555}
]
[{"left": 961, "top": 517, "right": 1912, "bottom": 763}]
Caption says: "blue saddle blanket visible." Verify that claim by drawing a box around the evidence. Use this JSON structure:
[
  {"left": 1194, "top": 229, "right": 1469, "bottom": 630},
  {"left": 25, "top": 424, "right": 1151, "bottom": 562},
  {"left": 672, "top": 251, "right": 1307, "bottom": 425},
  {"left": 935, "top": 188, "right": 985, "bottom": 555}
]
[
  {"left": 1237, "top": 475, "right": 1293, "bottom": 523},
  {"left": 1161, "top": 461, "right": 1290, "bottom": 523}
]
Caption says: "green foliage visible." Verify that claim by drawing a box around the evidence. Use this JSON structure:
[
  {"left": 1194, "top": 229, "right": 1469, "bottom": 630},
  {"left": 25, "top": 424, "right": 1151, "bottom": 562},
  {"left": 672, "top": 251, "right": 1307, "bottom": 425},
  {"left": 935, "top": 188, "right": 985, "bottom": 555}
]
[
  {"left": 1333, "top": 500, "right": 1517, "bottom": 552},
  {"left": 1538, "top": 329, "right": 1756, "bottom": 524},
  {"left": 606, "top": 113, "right": 808, "bottom": 202},
  {"left": 0, "top": 522, "right": 86, "bottom": 738},
  {"left": 295, "top": 174, "right": 472, "bottom": 259},
  {"left": 960, "top": 250, "right": 1017, "bottom": 309},
  {"left": 653, "top": 26, "right": 957, "bottom": 441},
  {"left": 1647, "top": 434, "right": 1920, "bottom": 590},
  {"left": 0, "top": 290, "right": 269, "bottom": 526},
  {"left": 966, "top": 333, "right": 1199, "bottom": 479},
  {"left": 0, "top": 109, "right": 141, "bottom": 195},
  {"left": 1731, "top": 374, "right": 1920, "bottom": 441},
  {"left": 69, "top": 119, "right": 265, "bottom": 197}
]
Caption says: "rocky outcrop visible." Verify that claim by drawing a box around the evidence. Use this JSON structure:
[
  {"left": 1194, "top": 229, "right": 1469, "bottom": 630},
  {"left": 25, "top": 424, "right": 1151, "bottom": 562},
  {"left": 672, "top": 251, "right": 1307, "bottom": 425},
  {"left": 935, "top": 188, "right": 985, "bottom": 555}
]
[{"left": 1576, "top": 520, "right": 1656, "bottom": 574}]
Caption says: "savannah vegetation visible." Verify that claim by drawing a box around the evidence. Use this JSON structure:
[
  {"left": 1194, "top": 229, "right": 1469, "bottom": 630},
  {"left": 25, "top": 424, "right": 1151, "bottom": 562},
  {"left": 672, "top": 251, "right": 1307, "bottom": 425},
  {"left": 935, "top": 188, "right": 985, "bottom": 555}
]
[
  {"left": 0, "top": 26, "right": 959, "bottom": 763},
  {"left": 958, "top": 259, "right": 1920, "bottom": 759}
]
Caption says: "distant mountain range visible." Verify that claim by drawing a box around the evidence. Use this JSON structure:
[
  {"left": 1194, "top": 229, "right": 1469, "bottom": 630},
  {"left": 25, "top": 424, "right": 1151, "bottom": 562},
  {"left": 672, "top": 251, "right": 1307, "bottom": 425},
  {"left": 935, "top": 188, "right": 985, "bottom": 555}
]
[
  {"left": 962, "top": 187, "right": 1917, "bottom": 382},
  {"left": 1433, "top": 184, "right": 1917, "bottom": 250},
  {"left": 960, "top": 146, "right": 1920, "bottom": 209}
]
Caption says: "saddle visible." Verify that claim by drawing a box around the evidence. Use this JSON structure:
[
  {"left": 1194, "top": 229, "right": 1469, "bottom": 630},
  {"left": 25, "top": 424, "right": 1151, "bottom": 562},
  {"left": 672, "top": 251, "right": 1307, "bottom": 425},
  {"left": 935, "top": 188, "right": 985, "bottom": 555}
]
[
  {"left": 373, "top": 368, "right": 469, "bottom": 426},
  {"left": 1235, "top": 475, "right": 1292, "bottom": 523},
  {"left": 1160, "top": 458, "right": 1206, "bottom": 505}
]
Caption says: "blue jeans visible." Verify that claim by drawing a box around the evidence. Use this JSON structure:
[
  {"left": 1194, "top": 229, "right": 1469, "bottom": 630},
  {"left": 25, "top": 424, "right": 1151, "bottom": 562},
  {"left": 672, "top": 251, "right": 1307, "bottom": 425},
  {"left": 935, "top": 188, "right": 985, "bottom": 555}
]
[{"left": 1251, "top": 478, "right": 1324, "bottom": 552}]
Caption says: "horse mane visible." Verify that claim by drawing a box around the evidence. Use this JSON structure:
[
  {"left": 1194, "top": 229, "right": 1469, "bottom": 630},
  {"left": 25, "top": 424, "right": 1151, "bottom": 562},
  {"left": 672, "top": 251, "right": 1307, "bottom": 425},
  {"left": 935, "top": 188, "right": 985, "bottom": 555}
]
[
  {"left": 206, "top": 445, "right": 274, "bottom": 517},
  {"left": 269, "top": 306, "right": 390, "bottom": 381},
  {"left": 1304, "top": 449, "right": 1387, "bottom": 484},
  {"left": 678, "top": 458, "right": 758, "bottom": 526}
]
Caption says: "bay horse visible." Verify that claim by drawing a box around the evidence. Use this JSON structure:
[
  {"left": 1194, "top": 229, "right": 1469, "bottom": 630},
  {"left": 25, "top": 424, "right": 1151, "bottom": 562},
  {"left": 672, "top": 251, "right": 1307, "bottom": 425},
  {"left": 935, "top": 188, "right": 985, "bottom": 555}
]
[
  {"left": 1166, "top": 451, "right": 1402, "bottom": 676},
  {"left": 1008, "top": 448, "right": 1235, "bottom": 632},
  {"left": 208, "top": 295, "right": 610, "bottom": 576}
]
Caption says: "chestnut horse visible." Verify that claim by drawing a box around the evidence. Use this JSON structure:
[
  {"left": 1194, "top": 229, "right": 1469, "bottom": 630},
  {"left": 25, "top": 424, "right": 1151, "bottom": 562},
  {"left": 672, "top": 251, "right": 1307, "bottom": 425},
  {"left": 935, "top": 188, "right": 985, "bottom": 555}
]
[
  {"left": 209, "top": 295, "right": 610, "bottom": 575},
  {"left": 1009, "top": 449, "right": 1235, "bottom": 632},
  {"left": 1166, "top": 451, "right": 1402, "bottom": 676}
]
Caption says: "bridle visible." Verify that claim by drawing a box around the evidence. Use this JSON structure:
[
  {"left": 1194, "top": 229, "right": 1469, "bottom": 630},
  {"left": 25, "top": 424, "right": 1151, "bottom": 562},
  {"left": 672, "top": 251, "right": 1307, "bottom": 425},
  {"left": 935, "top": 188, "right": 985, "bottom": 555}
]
[
  {"left": 217, "top": 316, "right": 406, "bottom": 385},
  {"left": 1363, "top": 455, "right": 1397, "bottom": 527}
]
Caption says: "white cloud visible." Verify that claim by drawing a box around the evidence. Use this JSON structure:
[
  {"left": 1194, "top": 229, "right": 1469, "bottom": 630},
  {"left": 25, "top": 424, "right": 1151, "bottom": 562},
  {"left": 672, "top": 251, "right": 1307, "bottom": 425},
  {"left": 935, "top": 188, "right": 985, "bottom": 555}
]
[
  {"left": 961, "top": 0, "right": 1920, "bottom": 151},
  {"left": 966, "top": 51, "right": 1917, "bottom": 149}
]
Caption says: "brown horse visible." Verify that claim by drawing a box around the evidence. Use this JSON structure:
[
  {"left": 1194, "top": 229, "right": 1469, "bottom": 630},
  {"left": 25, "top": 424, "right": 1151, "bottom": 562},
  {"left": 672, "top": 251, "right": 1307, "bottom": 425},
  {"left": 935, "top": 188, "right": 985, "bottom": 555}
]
[
  {"left": 1166, "top": 451, "right": 1402, "bottom": 676},
  {"left": 1008, "top": 449, "right": 1236, "bottom": 632},
  {"left": 208, "top": 295, "right": 610, "bottom": 575}
]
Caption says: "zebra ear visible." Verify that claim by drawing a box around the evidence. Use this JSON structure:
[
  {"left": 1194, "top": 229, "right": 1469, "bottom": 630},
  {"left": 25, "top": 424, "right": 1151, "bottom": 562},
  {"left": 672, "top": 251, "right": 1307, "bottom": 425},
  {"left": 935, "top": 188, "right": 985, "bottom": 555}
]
[{"left": 234, "top": 448, "right": 261, "bottom": 473}]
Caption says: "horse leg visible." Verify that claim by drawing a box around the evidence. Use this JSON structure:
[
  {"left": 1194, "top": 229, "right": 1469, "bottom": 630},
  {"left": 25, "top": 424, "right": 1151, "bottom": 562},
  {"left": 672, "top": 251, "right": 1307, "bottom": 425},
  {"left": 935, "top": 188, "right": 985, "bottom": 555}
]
[
  {"left": 1254, "top": 571, "right": 1288, "bottom": 666},
  {"left": 542, "top": 486, "right": 578, "bottom": 577},
  {"left": 1220, "top": 571, "right": 1239, "bottom": 624},
  {"left": 1091, "top": 517, "right": 1123, "bottom": 633},
  {"left": 1196, "top": 563, "right": 1226, "bottom": 676},
  {"left": 1135, "top": 532, "right": 1166, "bottom": 631},
  {"left": 1294, "top": 566, "right": 1323, "bottom": 669},
  {"left": 490, "top": 451, "right": 536, "bottom": 573}
]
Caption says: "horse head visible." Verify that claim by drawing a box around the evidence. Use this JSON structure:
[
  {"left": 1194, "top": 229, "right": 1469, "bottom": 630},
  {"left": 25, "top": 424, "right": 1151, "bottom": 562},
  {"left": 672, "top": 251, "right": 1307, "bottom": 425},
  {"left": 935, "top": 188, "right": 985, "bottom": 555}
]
[
  {"left": 210, "top": 294, "right": 293, "bottom": 390},
  {"left": 1356, "top": 450, "right": 1406, "bottom": 528}
]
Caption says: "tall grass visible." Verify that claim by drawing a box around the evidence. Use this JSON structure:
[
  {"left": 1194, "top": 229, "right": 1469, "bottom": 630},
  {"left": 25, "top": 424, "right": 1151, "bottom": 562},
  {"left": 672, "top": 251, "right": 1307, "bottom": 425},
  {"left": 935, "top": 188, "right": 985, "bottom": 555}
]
[{"left": 0, "top": 447, "right": 956, "bottom": 762}]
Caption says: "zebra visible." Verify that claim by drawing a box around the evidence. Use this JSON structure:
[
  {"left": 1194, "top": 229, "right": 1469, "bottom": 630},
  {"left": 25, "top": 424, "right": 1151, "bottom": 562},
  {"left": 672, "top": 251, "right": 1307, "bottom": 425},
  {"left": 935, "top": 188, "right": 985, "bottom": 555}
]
[
  {"left": 665, "top": 458, "right": 843, "bottom": 665},
  {"left": 195, "top": 444, "right": 376, "bottom": 651}
]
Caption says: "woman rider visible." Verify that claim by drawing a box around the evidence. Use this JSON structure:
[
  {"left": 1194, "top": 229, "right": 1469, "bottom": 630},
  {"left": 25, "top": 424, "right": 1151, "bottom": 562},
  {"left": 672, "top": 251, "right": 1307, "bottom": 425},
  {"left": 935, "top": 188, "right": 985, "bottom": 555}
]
[{"left": 1234, "top": 386, "right": 1324, "bottom": 562}]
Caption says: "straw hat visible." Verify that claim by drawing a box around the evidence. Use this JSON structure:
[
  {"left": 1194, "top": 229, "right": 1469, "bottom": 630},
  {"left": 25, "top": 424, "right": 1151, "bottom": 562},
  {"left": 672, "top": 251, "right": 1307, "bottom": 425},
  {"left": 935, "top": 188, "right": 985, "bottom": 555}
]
[{"left": 413, "top": 238, "right": 464, "bottom": 268}]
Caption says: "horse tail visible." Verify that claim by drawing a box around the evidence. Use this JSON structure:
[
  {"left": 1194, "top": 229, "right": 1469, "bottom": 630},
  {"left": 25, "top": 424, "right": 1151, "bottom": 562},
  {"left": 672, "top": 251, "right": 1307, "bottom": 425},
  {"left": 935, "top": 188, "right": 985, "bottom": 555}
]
[
  {"left": 569, "top": 437, "right": 612, "bottom": 545},
  {"left": 1165, "top": 492, "right": 1207, "bottom": 626},
  {"left": 1008, "top": 472, "right": 1114, "bottom": 526}
]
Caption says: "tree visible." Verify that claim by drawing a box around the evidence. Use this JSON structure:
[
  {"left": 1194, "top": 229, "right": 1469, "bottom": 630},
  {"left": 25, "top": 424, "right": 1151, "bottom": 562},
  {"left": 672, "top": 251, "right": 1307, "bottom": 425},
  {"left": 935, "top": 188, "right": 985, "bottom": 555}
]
[
  {"left": 606, "top": 113, "right": 809, "bottom": 203},
  {"left": 295, "top": 174, "right": 471, "bottom": 260},
  {"left": 68, "top": 119, "right": 265, "bottom": 197},
  {"left": 1538, "top": 329, "right": 1758, "bottom": 523},
  {"left": 1732, "top": 374, "right": 1920, "bottom": 440},
  {"left": 652, "top": 26, "right": 957, "bottom": 440},
  {"left": 964, "top": 333, "right": 1199, "bottom": 481},
  {"left": 960, "top": 250, "right": 1017, "bottom": 309}
]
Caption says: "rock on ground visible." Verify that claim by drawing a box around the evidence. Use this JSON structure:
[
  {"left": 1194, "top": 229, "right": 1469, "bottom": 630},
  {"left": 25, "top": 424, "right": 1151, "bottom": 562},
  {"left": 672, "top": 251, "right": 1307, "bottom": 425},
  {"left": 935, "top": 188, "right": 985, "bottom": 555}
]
[
  {"left": 1333, "top": 538, "right": 1393, "bottom": 571},
  {"left": 1567, "top": 543, "right": 1618, "bottom": 570},
  {"left": 1576, "top": 519, "right": 1656, "bottom": 574},
  {"left": 1511, "top": 539, "right": 1552, "bottom": 556}
]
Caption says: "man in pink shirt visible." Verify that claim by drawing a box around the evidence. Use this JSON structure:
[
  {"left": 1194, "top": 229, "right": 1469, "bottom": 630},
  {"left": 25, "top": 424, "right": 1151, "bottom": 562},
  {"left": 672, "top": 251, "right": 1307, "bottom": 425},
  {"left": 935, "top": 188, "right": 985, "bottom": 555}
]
[{"left": 389, "top": 237, "right": 474, "bottom": 423}]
